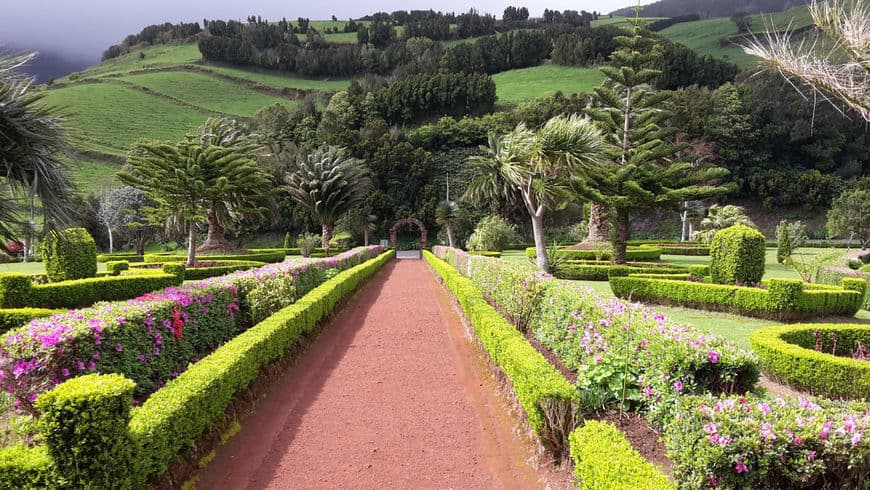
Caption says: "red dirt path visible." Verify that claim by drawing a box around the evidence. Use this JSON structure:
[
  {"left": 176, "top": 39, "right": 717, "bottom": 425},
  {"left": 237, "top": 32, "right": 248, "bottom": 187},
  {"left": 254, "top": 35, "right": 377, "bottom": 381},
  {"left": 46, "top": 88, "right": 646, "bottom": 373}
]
[{"left": 194, "top": 260, "right": 546, "bottom": 489}]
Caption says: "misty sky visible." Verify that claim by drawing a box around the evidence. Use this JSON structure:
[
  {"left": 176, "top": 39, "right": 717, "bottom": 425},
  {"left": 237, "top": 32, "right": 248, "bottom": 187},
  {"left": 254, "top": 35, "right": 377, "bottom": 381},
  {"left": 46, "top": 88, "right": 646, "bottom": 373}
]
[{"left": 1, "top": 0, "right": 642, "bottom": 62}]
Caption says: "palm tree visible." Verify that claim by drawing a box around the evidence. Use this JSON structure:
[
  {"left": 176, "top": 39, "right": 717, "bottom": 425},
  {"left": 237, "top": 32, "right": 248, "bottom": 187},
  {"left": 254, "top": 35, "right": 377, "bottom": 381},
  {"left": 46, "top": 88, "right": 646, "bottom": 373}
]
[
  {"left": 0, "top": 49, "right": 75, "bottom": 257},
  {"left": 435, "top": 200, "right": 461, "bottom": 247},
  {"left": 466, "top": 115, "right": 606, "bottom": 272},
  {"left": 464, "top": 133, "right": 522, "bottom": 212},
  {"left": 285, "top": 146, "right": 371, "bottom": 251},
  {"left": 743, "top": 0, "right": 869, "bottom": 121}
]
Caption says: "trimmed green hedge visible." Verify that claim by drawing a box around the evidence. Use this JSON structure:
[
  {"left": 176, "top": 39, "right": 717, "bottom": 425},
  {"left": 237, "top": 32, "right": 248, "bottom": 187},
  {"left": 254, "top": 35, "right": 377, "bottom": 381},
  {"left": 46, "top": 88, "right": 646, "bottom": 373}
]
[
  {"left": 569, "top": 420, "right": 673, "bottom": 490},
  {"left": 0, "top": 251, "right": 394, "bottom": 489},
  {"left": 97, "top": 252, "right": 144, "bottom": 263},
  {"left": 557, "top": 262, "right": 689, "bottom": 281},
  {"left": 424, "top": 250, "right": 579, "bottom": 456},
  {"left": 143, "top": 251, "right": 286, "bottom": 264},
  {"left": 128, "top": 260, "right": 266, "bottom": 280},
  {"left": 818, "top": 267, "right": 870, "bottom": 310},
  {"left": 0, "top": 308, "right": 63, "bottom": 334},
  {"left": 657, "top": 244, "right": 709, "bottom": 256},
  {"left": 42, "top": 228, "right": 97, "bottom": 282},
  {"left": 710, "top": 225, "right": 766, "bottom": 285},
  {"left": 0, "top": 272, "right": 183, "bottom": 309},
  {"left": 468, "top": 251, "right": 502, "bottom": 258},
  {"left": 526, "top": 246, "right": 661, "bottom": 262},
  {"left": 610, "top": 275, "right": 866, "bottom": 321},
  {"left": 249, "top": 247, "right": 346, "bottom": 256},
  {"left": 750, "top": 324, "right": 870, "bottom": 399}
]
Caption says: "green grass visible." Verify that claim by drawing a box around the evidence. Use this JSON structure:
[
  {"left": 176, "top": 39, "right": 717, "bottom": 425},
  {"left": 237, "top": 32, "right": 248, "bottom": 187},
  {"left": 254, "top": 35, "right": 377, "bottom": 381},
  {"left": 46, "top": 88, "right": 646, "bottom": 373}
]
[
  {"left": 492, "top": 65, "right": 605, "bottom": 105},
  {"left": 0, "top": 261, "right": 108, "bottom": 274},
  {"left": 120, "top": 71, "right": 297, "bottom": 116},
  {"left": 41, "top": 82, "right": 211, "bottom": 157},
  {"left": 70, "top": 160, "right": 120, "bottom": 189},
  {"left": 63, "top": 44, "right": 203, "bottom": 80},
  {"left": 658, "top": 6, "right": 815, "bottom": 70},
  {"left": 591, "top": 16, "right": 666, "bottom": 27},
  {"left": 199, "top": 64, "right": 350, "bottom": 91}
]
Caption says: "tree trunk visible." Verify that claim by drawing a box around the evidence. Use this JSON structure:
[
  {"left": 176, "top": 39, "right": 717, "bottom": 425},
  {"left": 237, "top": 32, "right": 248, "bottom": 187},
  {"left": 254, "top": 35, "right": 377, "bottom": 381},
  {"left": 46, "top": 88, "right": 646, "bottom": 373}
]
[
  {"left": 363, "top": 229, "right": 369, "bottom": 247},
  {"left": 532, "top": 212, "right": 549, "bottom": 273},
  {"left": 186, "top": 221, "right": 197, "bottom": 267},
  {"left": 322, "top": 223, "right": 333, "bottom": 255},
  {"left": 586, "top": 203, "right": 610, "bottom": 243},
  {"left": 614, "top": 208, "right": 630, "bottom": 265},
  {"left": 22, "top": 236, "right": 30, "bottom": 263},
  {"left": 198, "top": 210, "right": 234, "bottom": 252},
  {"left": 688, "top": 221, "right": 695, "bottom": 241},
  {"left": 136, "top": 235, "right": 145, "bottom": 256},
  {"left": 107, "top": 227, "right": 114, "bottom": 254},
  {"left": 446, "top": 225, "right": 455, "bottom": 248},
  {"left": 680, "top": 204, "right": 689, "bottom": 242}
]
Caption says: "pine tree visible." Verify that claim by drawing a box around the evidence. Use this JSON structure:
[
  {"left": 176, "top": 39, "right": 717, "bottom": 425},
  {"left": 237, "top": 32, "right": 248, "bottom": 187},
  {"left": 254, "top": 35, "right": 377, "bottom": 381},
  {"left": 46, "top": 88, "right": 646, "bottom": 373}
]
[{"left": 584, "top": 14, "right": 732, "bottom": 263}]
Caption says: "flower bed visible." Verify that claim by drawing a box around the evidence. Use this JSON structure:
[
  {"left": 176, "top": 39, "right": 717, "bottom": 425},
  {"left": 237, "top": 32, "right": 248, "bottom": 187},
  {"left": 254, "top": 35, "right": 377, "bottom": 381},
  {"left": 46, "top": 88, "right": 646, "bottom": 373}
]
[
  {"left": 0, "top": 271, "right": 183, "bottom": 310},
  {"left": 0, "top": 308, "right": 65, "bottom": 335},
  {"left": 750, "top": 324, "right": 870, "bottom": 399},
  {"left": 0, "top": 247, "right": 384, "bottom": 410},
  {"left": 661, "top": 394, "right": 870, "bottom": 488},
  {"left": 0, "top": 249, "right": 393, "bottom": 488},
  {"left": 610, "top": 275, "right": 867, "bottom": 321},
  {"left": 525, "top": 245, "right": 662, "bottom": 261}
]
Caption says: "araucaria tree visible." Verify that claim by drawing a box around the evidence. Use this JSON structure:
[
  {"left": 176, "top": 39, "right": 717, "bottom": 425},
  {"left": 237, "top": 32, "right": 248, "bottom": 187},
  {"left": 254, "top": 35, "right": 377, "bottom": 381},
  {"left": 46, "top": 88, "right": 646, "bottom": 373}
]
[
  {"left": 584, "top": 17, "right": 731, "bottom": 263},
  {"left": 285, "top": 146, "right": 371, "bottom": 251},
  {"left": 467, "top": 114, "right": 606, "bottom": 272},
  {"left": 744, "top": 0, "right": 870, "bottom": 121},
  {"left": 0, "top": 49, "right": 75, "bottom": 257},
  {"left": 120, "top": 139, "right": 271, "bottom": 266}
]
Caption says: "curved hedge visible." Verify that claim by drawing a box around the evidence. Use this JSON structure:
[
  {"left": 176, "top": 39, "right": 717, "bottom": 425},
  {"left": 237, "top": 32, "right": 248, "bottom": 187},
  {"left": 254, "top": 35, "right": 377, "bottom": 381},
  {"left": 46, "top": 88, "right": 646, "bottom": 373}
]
[
  {"left": 569, "top": 420, "right": 673, "bottom": 490},
  {"left": 526, "top": 245, "right": 661, "bottom": 262},
  {"left": 750, "top": 324, "right": 870, "bottom": 399}
]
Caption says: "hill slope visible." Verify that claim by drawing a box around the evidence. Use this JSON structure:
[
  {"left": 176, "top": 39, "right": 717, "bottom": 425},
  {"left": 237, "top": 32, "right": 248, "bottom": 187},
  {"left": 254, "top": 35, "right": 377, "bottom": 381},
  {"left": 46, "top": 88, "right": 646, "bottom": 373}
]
[{"left": 612, "top": 0, "right": 808, "bottom": 18}]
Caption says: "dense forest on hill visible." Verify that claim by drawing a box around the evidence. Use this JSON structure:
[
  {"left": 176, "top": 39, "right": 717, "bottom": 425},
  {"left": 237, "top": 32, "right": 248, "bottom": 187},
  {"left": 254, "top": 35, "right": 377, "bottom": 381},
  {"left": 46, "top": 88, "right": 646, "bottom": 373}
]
[{"left": 612, "top": 0, "right": 809, "bottom": 18}]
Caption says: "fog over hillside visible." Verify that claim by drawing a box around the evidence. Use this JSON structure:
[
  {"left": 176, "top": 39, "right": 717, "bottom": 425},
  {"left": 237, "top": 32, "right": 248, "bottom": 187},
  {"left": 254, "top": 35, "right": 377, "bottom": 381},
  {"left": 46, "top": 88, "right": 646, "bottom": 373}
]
[{"left": 2, "top": 0, "right": 636, "bottom": 80}]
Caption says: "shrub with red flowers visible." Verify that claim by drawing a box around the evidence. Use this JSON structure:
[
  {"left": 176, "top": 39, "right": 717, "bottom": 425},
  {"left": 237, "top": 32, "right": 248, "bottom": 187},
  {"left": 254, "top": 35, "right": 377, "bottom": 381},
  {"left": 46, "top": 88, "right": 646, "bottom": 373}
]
[{"left": 662, "top": 393, "right": 870, "bottom": 488}]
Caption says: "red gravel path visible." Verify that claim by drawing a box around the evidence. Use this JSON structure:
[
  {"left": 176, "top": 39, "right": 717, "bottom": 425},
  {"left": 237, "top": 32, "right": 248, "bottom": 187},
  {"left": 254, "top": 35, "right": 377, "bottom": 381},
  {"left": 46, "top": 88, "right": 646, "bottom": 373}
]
[{"left": 195, "top": 260, "right": 544, "bottom": 489}]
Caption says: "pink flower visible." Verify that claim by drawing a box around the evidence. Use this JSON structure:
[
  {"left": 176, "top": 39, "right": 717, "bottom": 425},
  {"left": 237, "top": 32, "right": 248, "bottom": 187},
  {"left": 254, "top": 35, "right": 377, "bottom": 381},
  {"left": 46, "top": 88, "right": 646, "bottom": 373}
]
[
  {"left": 735, "top": 461, "right": 748, "bottom": 474},
  {"left": 708, "top": 350, "right": 720, "bottom": 363},
  {"left": 851, "top": 432, "right": 862, "bottom": 445},
  {"left": 115, "top": 344, "right": 123, "bottom": 352},
  {"left": 704, "top": 423, "right": 717, "bottom": 434},
  {"left": 672, "top": 380, "right": 683, "bottom": 392}
]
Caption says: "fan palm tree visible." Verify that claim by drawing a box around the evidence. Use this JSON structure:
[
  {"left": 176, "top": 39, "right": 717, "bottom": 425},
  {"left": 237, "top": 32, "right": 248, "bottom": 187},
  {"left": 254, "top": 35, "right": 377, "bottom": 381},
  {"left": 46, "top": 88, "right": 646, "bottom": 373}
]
[
  {"left": 435, "top": 199, "right": 461, "bottom": 247},
  {"left": 743, "top": 0, "right": 869, "bottom": 121},
  {"left": 285, "top": 146, "right": 371, "bottom": 251},
  {"left": 0, "top": 49, "right": 75, "bottom": 257},
  {"left": 466, "top": 115, "right": 607, "bottom": 272}
]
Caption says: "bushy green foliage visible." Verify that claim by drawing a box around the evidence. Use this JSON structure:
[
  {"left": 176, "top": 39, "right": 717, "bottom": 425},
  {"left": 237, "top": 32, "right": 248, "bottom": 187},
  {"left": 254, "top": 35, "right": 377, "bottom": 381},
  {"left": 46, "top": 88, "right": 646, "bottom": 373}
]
[
  {"left": 662, "top": 393, "right": 870, "bottom": 489},
  {"left": 569, "top": 420, "right": 673, "bottom": 490},
  {"left": 424, "top": 251, "right": 579, "bottom": 455},
  {"left": 161, "top": 263, "right": 185, "bottom": 281},
  {"left": 105, "top": 260, "right": 130, "bottom": 276},
  {"left": 297, "top": 234, "right": 320, "bottom": 257},
  {"left": 775, "top": 220, "right": 807, "bottom": 264},
  {"left": 35, "top": 374, "right": 136, "bottom": 489},
  {"left": 610, "top": 276, "right": 866, "bottom": 320},
  {"left": 750, "top": 324, "right": 870, "bottom": 399},
  {"left": 0, "top": 271, "right": 182, "bottom": 309},
  {"left": 827, "top": 181, "right": 870, "bottom": 249},
  {"left": 283, "top": 231, "right": 292, "bottom": 249},
  {"left": 42, "top": 228, "right": 97, "bottom": 282},
  {"left": 709, "top": 225, "right": 766, "bottom": 284},
  {"left": 0, "top": 308, "right": 63, "bottom": 335},
  {"left": 0, "top": 444, "right": 56, "bottom": 489},
  {"left": 466, "top": 215, "right": 517, "bottom": 252}
]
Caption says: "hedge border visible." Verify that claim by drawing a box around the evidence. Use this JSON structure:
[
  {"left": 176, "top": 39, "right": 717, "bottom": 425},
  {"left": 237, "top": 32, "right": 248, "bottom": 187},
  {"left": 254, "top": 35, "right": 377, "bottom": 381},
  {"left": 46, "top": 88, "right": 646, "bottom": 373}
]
[
  {"left": 143, "top": 251, "right": 286, "bottom": 264},
  {"left": 569, "top": 420, "right": 673, "bottom": 490},
  {"left": 556, "top": 263, "right": 690, "bottom": 281},
  {"left": 128, "top": 260, "right": 266, "bottom": 280},
  {"left": 423, "top": 250, "right": 579, "bottom": 457},
  {"left": 610, "top": 275, "right": 865, "bottom": 321},
  {"left": 526, "top": 246, "right": 662, "bottom": 262},
  {"left": 750, "top": 324, "right": 870, "bottom": 399},
  {"left": 0, "top": 250, "right": 395, "bottom": 489}
]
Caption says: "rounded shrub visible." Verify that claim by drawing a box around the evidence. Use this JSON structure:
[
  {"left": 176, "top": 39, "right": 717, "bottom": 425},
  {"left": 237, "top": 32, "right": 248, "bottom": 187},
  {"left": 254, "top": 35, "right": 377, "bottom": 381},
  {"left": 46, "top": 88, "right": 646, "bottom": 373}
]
[
  {"left": 709, "top": 225, "right": 765, "bottom": 285},
  {"left": 42, "top": 228, "right": 97, "bottom": 282},
  {"left": 466, "top": 215, "right": 517, "bottom": 252}
]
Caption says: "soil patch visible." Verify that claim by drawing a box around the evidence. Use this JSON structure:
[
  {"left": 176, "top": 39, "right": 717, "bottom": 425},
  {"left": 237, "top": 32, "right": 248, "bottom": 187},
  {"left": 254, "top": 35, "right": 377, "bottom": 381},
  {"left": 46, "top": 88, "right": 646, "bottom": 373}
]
[{"left": 597, "top": 411, "right": 673, "bottom": 477}]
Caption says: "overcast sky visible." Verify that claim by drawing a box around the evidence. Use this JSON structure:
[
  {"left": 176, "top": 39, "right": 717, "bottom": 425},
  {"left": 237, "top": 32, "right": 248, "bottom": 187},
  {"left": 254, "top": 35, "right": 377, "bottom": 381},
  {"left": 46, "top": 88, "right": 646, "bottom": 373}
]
[{"left": 1, "top": 0, "right": 641, "bottom": 62}]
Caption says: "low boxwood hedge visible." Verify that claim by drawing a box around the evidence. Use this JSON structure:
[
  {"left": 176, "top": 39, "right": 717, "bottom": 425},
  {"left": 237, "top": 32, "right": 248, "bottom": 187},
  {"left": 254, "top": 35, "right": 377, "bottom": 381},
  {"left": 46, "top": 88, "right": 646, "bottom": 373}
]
[
  {"left": 128, "top": 260, "right": 266, "bottom": 280},
  {"left": 0, "top": 250, "right": 394, "bottom": 489},
  {"left": 0, "top": 271, "right": 183, "bottom": 309},
  {"left": 0, "top": 308, "right": 64, "bottom": 334},
  {"left": 657, "top": 244, "right": 709, "bottom": 256},
  {"left": 468, "top": 251, "right": 501, "bottom": 258},
  {"left": 249, "top": 247, "right": 347, "bottom": 256},
  {"left": 556, "top": 262, "right": 690, "bottom": 281},
  {"left": 818, "top": 266, "right": 870, "bottom": 310},
  {"left": 610, "top": 275, "right": 866, "bottom": 321},
  {"left": 526, "top": 245, "right": 662, "bottom": 262},
  {"left": 97, "top": 252, "right": 144, "bottom": 263},
  {"left": 425, "top": 251, "right": 579, "bottom": 456},
  {"left": 143, "top": 251, "right": 286, "bottom": 264},
  {"left": 569, "top": 420, "right": 673, "bottom": 490},
  {"left": 750, "top": 324, "right": 870, "bottom": 399}
]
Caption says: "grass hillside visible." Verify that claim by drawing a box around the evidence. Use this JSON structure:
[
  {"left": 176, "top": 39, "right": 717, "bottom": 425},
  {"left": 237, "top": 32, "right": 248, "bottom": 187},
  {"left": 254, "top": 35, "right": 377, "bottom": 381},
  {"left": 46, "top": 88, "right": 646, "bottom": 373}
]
[
  {"left": 658, "top": 6, "right": 814, "bottom": 69},
  {"left": 492, "top": 65, "right": 605, "bottom": 106}
]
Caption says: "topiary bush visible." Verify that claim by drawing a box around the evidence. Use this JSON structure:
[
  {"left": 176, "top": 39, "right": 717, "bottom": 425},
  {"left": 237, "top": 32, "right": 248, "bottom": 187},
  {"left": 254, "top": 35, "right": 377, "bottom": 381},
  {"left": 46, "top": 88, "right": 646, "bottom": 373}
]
[
  {"left": 709, "top": 225, "right": 766, "bottom": 285},
  {"left": 42, "top": 228, "right": 97, "bottom": 282}
]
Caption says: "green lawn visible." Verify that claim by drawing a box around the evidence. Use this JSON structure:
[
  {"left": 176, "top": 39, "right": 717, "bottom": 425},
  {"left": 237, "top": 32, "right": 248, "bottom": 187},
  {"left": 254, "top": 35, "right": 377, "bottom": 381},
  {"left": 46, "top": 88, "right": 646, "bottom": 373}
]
[
  {"left": 69, "top": 160, "right": 120, "bottom": 190},
  {"left": 120, "top": 71, "right": 297, "bottom": 116},
  {"left": 492, "top": 65, "right": 605, "bottom": 105},
  {"left": 199, "top": 64, "right": 351, "bottom": 91},
  {"left": 0, "top": 261, "right": 107, "bottom": 274},
  {"left": 502, "top": 247, "right": 868, "bottom": 350},
  {"left": 41, "top": 82, "right": 211, "bottom": 157}
]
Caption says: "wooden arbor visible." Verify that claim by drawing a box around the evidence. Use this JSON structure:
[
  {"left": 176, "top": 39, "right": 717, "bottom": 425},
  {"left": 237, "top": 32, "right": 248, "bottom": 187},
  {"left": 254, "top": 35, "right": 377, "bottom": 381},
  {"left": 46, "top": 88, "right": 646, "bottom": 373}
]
[{"left": 389, "top": 218, "right": 427, "bottom": 250}]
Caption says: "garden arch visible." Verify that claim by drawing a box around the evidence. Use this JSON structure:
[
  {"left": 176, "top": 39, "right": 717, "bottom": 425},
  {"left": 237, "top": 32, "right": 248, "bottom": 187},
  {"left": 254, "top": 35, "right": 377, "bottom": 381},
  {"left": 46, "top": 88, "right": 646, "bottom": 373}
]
[{"left": 389, "top": 218, "right": 427, "bottom": 250}]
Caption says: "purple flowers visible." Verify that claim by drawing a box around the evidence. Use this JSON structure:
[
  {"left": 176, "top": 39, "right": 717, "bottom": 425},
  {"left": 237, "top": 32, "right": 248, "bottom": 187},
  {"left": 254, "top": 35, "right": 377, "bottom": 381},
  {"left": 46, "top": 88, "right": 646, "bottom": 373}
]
[
  {"left": 734, "top": 460, "right": 748, "bottom": 474},
  {"left": 708, "top": 350, "right": 720, "bottom": 364}
]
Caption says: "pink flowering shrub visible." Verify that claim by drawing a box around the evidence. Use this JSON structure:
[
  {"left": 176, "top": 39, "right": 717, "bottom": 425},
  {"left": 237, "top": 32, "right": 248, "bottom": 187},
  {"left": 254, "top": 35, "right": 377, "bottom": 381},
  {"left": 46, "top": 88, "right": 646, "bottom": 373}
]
[
  {"left": 0, "top": 246, "right": 383, "bottom": 410},
  {"left": 663, "top": 394, "right": 870, "bottom": 488}
]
